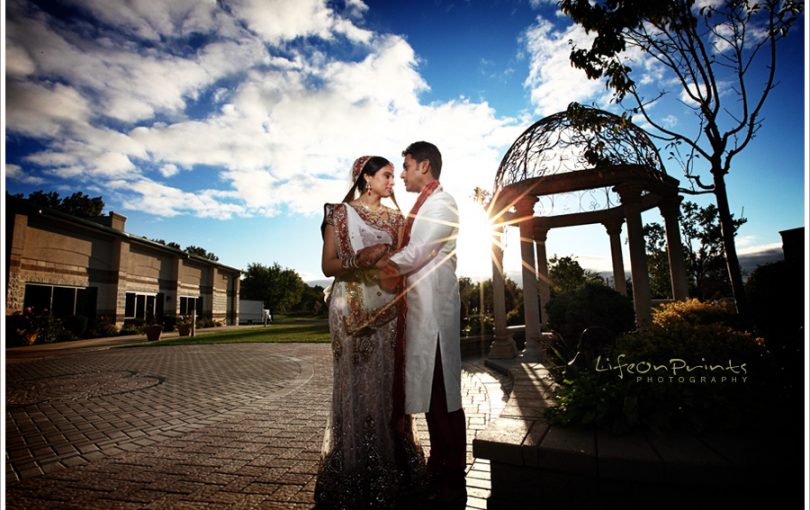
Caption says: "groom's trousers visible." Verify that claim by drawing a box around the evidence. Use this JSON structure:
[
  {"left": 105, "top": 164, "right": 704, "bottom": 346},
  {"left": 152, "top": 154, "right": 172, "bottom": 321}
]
[{"left": 426, "top": 342, "right": 467, "bottom": 476}]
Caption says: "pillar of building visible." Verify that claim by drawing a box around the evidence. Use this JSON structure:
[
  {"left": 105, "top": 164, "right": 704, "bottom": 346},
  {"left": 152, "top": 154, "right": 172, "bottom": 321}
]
[
  {"left": 488, "top": 227, "right": 518, "bottom": 359},
  {"left": 111, "top": 239, "right": 131, "bottom": 328},
  {"left": 615, "top": 184, "right": 651, "bottom": 325},
  {"left": 659, "top": 196, "right": 689, "bottom": 300},
  {"left": 603, "top": 217, "right": 627, "bottom": 295},
  {"left": 5, "top": 213, "right": 29, "bottom": 314},
  {"left": 516, "top": 196, "right": 543, "bottom": 358},
  {"left": 534, "top": 224, "right": 551, "bottom": 327}
]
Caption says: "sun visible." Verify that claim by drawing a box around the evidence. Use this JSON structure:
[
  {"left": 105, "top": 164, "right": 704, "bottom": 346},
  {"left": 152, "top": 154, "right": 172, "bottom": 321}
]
[{"left": 455, "top": 198, "right": 500, "bottom": 282}]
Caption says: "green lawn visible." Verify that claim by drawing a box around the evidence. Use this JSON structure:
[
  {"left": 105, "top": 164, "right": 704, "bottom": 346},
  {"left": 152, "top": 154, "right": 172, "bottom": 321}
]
[{"left": 132, "top": 319, "right": 330, "bottom": 347}]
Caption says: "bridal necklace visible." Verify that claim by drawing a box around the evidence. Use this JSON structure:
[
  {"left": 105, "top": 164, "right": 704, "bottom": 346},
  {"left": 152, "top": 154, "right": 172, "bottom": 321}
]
[{"left": 357, "top": 196, "right": 381, "bottom": 212}]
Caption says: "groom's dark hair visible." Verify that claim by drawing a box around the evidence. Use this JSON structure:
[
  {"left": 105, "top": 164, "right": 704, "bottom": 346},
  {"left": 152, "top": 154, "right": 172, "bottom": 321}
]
[{"left": 402, "top": 141, "right": 442, "bottom": 179}]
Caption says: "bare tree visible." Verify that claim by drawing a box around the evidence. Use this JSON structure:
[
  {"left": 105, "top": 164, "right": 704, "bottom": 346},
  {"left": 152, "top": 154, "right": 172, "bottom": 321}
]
[{"left": 559, "top": 0, "right": 802, "bottom": 318}]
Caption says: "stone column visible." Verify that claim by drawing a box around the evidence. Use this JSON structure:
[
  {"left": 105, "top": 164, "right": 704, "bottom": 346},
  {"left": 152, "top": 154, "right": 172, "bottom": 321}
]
[
  {"left": 6, "top": 213, "right": 29, "bottom": 314},
  {"left": 516, "top": 197, "right": 542, "bottom": 358},
  {"left": 534, "top": 224, "right": 551, "bottom": 327},
  {"left": 615, "top": 184, "right": 651, "bottom": 325},
  {"left": 111, "top": 238, "right": 130, "bottom": 328},
  {"left": 488, "top": 227, "right": 518, "bottom": 359},
  {"left": 659, "top": 196, "right": 689, "bottom": 300},
  {"left": 604, "top": 217, "right": 627, "bottom": 295}
]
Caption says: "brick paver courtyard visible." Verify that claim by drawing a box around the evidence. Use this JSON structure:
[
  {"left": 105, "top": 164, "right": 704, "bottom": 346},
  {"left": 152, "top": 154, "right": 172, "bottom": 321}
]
[{"left": 5, "top": 342, "right": 511, "bottom": 509}]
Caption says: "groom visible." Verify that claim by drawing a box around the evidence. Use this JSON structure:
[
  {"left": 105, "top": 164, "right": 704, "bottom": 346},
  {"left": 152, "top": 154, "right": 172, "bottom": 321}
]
[{"left": 379, "top": 141, "right": 466, "bottom": 507}]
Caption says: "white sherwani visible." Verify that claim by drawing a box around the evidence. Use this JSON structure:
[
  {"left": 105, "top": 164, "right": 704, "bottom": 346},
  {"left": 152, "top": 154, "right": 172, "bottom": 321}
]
[{"left": 389, "top": 187, "right": 462, "bottom": 414}]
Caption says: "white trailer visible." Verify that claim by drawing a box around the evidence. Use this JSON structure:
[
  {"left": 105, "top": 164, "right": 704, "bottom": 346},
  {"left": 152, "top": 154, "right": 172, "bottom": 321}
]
[{"left": 239, "top": 299, "right": 268, "bottom": 324}]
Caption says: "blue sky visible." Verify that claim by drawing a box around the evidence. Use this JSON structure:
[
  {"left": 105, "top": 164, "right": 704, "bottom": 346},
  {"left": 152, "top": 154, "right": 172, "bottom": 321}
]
[{"left": 3, "top": 0, "right": 807, "bottom": 285}]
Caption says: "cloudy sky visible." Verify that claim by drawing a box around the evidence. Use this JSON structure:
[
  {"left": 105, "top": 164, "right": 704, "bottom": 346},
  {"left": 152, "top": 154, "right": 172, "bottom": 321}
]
[{"left": 3, "top": 0, "right": 806, "bottom": 283}]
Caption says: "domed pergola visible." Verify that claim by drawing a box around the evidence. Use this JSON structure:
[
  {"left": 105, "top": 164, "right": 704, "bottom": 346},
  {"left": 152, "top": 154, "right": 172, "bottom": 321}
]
[{"left": 486, "top": 103, "right": 688, "bottom": 359}]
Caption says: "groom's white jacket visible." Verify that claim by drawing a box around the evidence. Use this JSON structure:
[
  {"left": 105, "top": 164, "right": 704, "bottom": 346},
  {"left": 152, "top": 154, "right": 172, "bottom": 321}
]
[{"left": 389, "top": 186, "right": 462, "bottom": 414}]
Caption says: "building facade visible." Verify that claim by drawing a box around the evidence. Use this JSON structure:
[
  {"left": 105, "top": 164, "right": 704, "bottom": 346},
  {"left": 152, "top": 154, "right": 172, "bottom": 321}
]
[{"left": 5, "top": 196, "right": 240, "bottom": 328}]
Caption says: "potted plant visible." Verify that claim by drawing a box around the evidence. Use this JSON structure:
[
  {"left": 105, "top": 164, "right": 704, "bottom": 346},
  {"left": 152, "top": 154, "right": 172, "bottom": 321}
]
[
  {"left": 144, "top": 315, "right": 163, "bottom": 341},
  {"left": 176, "top": 315, "right": 192, "bottom": 337}
]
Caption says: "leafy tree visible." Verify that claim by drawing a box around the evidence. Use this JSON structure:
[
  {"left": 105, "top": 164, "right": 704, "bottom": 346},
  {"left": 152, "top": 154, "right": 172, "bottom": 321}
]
[
  {"left": 151, "top": 239, "right": 182, "bottom": 249},
  {"left": 642, "top": 223, "right": 673, "bottom": 299},
  {"left": 241, "top": 262, "right": 305, "bottom": 315},
  {"left": 644, "top": 201, "right": 746, "bottom": 299},
  {"left": 20, "top": 190, "right": 61, "bottom": 210},
  {"left": 560, "top": 0, "right": 802, "bottom": 317},
  {"left": 459, "top": 276, "right": 523, "bottom": 319},
  {"left": 184, "top": 245, "right": 219, "bottom": 261},
  {"left": 60, "top": 192, "right": 105, "bottom": 217},
  {"left": 293, "top": 284, "right": 327, "bottom": 316},
  {"left": 15, "top": 190, "right": 104, "bottom": 217},
  {"left": 548, "top": 255, "right": 604, "bottom": 295}
]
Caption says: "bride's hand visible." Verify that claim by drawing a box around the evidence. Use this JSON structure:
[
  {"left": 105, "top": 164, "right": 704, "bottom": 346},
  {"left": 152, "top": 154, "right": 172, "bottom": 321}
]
[{"left": 355, "top": 243, "right": 391, "bottom": 268}]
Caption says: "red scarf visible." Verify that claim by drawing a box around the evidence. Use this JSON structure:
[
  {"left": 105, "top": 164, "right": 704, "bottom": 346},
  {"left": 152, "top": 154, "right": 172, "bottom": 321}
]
[{"left": 391, "top": 180, "right": 440, "bottom": 434}]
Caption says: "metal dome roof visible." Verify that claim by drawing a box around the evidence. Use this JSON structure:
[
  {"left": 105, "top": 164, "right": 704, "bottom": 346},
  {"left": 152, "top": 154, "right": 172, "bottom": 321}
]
[{"left": 494, "top": 103, "right": 666, "bottom": 192}]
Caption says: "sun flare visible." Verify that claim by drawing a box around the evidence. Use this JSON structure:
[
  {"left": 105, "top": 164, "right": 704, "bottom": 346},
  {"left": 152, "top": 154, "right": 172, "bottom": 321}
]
[{"left": 455, "top": 198, "right": 501, "bottom": 282}]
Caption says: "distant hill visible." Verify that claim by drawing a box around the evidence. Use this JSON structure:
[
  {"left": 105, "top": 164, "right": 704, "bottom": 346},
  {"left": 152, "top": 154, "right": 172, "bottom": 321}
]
[
  {"left": 738, "top": 247, "right": 784, "bottom": 274},
  {"left": 306, "top": 278, "right": 333, "bottom": 289}
]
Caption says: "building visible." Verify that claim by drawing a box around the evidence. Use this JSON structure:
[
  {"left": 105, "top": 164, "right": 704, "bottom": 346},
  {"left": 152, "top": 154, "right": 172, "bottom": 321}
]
[{"left": 5, "top": 195, "right": 240, "bottom": 328}]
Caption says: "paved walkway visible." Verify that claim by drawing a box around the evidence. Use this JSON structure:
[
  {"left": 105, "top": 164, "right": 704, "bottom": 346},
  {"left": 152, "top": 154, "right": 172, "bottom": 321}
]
[{"left": 5, "top": 341, "right": 511, "bottom": 509}]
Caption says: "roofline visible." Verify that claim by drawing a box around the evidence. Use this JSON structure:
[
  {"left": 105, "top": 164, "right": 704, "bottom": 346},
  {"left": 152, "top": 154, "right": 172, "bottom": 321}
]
[{"left": 6, "top": 194, "right": 242, "bottom": 274}]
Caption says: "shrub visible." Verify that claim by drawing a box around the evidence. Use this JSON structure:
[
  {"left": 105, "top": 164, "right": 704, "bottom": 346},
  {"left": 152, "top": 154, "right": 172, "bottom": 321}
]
[
  {"left": 162, "top": 314, "right": 178, "bottom": 332},
  {"left": 651, "top": 298, "right": 738, "bottom": 329},
  {"left": 61, "top": 315, "right": 89, "bottom": 339},
  {"left": 545, "top": 282, "right": 635, "bottom": 346},
  {"left": 6, "top": 310, "right": 67, "bottom": 345},
  {"left": 120, "top": 318, "right": 145, "bottom": 335},
  {"left": 546, "top": 299, "right": 772, "bottom": 433},
  {"left": 86, "top": 315, "right": 118, "bottom": 338},
  {"left": 506, "top": 307, "right": 523, "bottom": 326},
  {"left": 544, "top": 283, "right": 635, "bottom": 375},
  {"left": 745, "top": 261, "right": 803, "bottom": 406},
  {"left": 462, "top": 314, "right": 494, "bottom": 337},
  {"left": 197, "top": 316, "right": 216, "bottom": 329},
  {"left": 6, "top": 312, "right": 35, "bottom": 346}
]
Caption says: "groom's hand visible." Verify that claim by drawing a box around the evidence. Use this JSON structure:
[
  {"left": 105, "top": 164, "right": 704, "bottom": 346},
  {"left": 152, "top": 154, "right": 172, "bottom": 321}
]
[{"left": 379, "top": 259, "right": 400, "bottom": 290}]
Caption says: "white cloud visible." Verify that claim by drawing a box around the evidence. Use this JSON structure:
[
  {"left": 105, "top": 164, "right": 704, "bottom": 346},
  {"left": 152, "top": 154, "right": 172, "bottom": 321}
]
[
  {"left": 6, "top": 164, "right": 46, "bottom": 185},
  {"left": 5, "top": 44, "right": 36, "bottom": 77},
  {"left": 522, "top": 16, "right": 674, "bottom": 117},
  {"left": 6, "top": 81, "right": 92, "bottom": 137},
  {"left": 62, "top": 0, "right": 221, "bottom": 41},
  {"left": 109, "top": 178, "right": 248, "bottom": 219},
  {"left": 5, "top": 0, "right": 520, "bottom": 224},
  {"left": 6, "top": 0, "right": 269, "bottom": 123},
  {"left": 228, "top": 0, "right": 371, "bottom": 45},
  {"left": 159, "top": 164, "right": 180, "bottom": 178},
  {"left": 737, "top": 241, "right": 782, "bottom": 254},
  {"left": 522, "top": 17, "right": 603, "bottom": 116}
]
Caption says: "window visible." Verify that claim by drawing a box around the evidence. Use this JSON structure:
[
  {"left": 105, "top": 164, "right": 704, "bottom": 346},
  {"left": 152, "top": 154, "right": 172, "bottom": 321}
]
[
  {"left": 125, "top": 293, "right": 136, "bottom": 317},
  {"left": 23, "top": 284, "right": 97, "bottom": 318},
  {"left": 179, "top": 296, "right": 203, "bottom": 316},
  {"left": 124, "top": 292, "right": 159, "bottom": 320},
  {"left": 23, "top": 284, "right": 52, "bottom": 313}
]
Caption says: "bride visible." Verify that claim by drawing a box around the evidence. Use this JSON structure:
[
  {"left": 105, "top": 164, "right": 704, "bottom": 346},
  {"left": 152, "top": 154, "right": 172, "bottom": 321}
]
[{"left": 316, "top": 155, "right": 424, "bottom": 509}]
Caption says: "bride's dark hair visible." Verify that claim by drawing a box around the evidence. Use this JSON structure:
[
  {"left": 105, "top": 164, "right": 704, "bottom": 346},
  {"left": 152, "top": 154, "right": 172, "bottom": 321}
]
[
  {"left": 342, "top": 156, "right": 401, "bottom": 211},
  {"left": 321, "top": 156, "right": 401, "bottom": 238}
]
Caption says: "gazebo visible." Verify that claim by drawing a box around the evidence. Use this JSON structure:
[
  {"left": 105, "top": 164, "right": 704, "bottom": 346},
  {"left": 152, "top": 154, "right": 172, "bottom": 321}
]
[{"left": 486, "top": 103, "right": 688, "bottom": 359}]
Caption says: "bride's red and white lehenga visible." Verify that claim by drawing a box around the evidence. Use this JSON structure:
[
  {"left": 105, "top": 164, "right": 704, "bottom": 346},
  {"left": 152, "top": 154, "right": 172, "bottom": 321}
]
[{"left": 315, "top": 202, "right": 424, "bottom": 509}]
